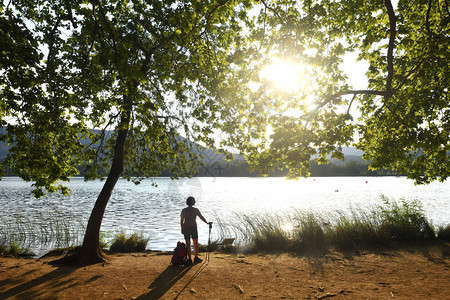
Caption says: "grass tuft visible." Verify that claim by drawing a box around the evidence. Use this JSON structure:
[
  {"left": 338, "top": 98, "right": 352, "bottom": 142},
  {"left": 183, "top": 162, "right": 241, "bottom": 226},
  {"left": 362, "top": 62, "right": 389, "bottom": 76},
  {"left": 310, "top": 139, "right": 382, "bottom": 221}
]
[
  {"left": 109, "top": 231, "right": 149, "bottom": 253},
  {"left": 374, "top": 196, "right": 435, "bottom": 243}
]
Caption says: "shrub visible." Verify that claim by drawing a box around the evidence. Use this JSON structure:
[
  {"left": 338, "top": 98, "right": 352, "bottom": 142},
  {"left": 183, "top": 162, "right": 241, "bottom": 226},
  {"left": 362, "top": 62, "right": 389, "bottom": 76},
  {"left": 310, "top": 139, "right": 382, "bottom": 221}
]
[
  {"left": 109, "top": 232, "right": 149, "bottom": 253},
  {"left": 0, "top": 243, "right": 8, "bottom": 255},
  {"left": 99, "top": 231, "right": 112, "bottom": 250},
  {"left": 437, "top": 225, "right": 450, "bottom": 242},
  {"left": 9, "top": 241, "right": 22, "bottom": 257}
]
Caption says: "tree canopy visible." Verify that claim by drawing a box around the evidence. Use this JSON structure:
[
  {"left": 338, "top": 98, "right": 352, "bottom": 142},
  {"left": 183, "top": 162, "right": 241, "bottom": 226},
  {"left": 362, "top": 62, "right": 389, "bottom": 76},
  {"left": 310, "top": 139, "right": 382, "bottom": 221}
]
[
  {"left": 220, "top": 0, "right": 449, "bottom": 184},
  {"left": 1, "top": 0, "right": 256, "bottom": 195},
  {"left": 0, "top": 0, "right": 257, "bottom": 263}
]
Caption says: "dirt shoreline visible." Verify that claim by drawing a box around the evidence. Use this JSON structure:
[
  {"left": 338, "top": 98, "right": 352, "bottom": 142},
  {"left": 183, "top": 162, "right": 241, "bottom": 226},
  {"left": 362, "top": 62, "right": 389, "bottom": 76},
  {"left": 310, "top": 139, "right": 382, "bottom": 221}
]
[{"left": 1, "top": 243, "right": 449, "bottom": 299}]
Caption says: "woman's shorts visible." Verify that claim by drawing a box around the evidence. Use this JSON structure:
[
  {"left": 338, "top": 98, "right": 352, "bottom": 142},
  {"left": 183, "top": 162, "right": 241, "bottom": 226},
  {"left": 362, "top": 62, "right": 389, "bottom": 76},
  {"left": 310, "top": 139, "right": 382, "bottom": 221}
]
[{"left": 183, "top": 226, "right": 198, "bottom": 240}]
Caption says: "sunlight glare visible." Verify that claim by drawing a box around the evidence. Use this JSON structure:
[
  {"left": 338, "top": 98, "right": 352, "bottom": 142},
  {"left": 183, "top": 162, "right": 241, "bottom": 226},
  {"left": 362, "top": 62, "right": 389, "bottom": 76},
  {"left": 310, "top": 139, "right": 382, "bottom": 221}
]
[
  {"left": 281, "top": 222, "right": 294, "bottom": 232},
  {"left": 261, "top": 59, "right": 302, "bottom": 93}
]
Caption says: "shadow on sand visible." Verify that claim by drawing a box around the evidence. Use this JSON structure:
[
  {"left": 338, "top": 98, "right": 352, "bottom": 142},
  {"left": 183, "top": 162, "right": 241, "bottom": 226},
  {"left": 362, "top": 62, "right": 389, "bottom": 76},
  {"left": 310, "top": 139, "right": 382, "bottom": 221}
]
[
  {"left": 136, "top": 264, "right": 193, "bottom": 300},
  {"left": 137, "top": 256, "right": 211, "bottom": 300},
  {"left": 0, "top": 264, "right": 78, "bottom": 300}
]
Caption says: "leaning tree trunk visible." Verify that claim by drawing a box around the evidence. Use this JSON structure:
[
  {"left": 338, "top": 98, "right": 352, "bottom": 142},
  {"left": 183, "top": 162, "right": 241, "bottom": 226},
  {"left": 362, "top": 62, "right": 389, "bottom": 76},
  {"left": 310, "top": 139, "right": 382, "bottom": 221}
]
[
  {"left": 77, "top": 130, "right": 127, "bottom": 265},
  {"left": 55, "top": 100, "right": 131, "bottom": 265}
]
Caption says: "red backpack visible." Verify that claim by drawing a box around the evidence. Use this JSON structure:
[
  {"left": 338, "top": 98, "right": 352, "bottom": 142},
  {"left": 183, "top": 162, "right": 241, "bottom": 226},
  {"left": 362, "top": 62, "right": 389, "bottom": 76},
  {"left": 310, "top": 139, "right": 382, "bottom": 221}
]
[{"left": 171, "top": 241, "right": 187, "bottom": 266}]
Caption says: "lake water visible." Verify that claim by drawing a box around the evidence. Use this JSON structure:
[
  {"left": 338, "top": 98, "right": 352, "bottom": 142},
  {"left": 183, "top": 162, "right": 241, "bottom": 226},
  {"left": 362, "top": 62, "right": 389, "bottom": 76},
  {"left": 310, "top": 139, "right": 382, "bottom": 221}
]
[{"left": 0, "top": 176, "right": 449, "bottom": 255}]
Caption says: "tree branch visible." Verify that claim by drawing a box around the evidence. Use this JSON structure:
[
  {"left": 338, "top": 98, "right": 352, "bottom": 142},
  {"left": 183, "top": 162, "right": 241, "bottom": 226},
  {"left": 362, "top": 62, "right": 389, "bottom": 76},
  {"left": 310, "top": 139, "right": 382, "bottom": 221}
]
[
  {"left": 426, "top": 0, "right": 432, "bottom": 33},
  {"left": 46, "top": 15, "right": 63, "bottom": 75},
  {"left": 384, "top": 0, "right": 396, "bottom": 98},
  {"left": 260, "top": 0, "right": 283, "bottom": 23},
  {"left": 346, "top": 94, "right": 357, "bottom": 115},
  {"left": 394, "top": 57, "right": 426, "bottom": 92},
  {"left": 314, "top": 89, "right": 386, "bottom": 111},
  {"left": 90, "top": 0, "right": 119, "bottom": 66},
  {"left": 310, "top": 89, "right": 386, "bottom": 118}
]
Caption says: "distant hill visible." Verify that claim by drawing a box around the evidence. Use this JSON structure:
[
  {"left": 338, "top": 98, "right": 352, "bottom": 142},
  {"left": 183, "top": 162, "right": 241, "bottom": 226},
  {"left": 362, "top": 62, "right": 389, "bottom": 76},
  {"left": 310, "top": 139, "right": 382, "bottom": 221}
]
[{"left": 0, "top": 127, "right": 369, "bottom": 176}]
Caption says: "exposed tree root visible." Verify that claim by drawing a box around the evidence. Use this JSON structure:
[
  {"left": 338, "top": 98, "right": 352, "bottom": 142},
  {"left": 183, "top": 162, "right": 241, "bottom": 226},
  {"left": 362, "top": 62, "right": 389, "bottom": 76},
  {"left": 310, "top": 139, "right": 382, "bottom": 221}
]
[{"left": 50, "top": 246, "right": 108, "bottom": 266}]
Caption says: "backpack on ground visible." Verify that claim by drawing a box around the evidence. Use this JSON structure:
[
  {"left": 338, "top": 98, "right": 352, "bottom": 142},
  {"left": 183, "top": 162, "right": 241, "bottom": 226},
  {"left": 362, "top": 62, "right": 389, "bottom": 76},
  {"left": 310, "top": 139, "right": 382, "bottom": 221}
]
[{"left": 171, "top": 241, "right": 187, "bottom": 266}]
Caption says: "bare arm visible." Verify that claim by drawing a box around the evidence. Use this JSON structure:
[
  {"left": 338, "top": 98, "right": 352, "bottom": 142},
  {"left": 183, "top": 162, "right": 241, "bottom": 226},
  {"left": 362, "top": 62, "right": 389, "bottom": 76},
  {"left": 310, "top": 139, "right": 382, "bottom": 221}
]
[
  {"left": 197, "top": 208, "right": 209, "bottom": 224},
  {"left": 198, "top": 214, "right": 208, "bottom": 224}
]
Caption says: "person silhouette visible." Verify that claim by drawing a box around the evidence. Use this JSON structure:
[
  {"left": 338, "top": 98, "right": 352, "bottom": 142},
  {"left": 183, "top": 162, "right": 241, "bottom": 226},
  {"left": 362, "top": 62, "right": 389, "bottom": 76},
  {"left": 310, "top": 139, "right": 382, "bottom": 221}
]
[{"left": 180, "top": 196, "right": 211, "bottom": 264}]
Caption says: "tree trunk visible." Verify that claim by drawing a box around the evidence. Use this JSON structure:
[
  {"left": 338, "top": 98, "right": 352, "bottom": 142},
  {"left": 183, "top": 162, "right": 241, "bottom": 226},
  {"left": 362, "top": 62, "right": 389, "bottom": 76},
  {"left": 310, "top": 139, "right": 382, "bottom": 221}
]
[{"left": 54, "top": 98, "right": 131, "bottom": 265}]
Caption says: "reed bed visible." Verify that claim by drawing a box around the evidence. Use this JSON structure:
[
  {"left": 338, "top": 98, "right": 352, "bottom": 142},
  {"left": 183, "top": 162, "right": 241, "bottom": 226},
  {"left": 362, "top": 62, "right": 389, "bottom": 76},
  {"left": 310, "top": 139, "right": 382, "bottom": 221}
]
[
  {"left": 214, "top": 196, "right": 447, "bottom": 254},
  {"left": 0, "top": 210, "right": 86, "bottom": 255}
]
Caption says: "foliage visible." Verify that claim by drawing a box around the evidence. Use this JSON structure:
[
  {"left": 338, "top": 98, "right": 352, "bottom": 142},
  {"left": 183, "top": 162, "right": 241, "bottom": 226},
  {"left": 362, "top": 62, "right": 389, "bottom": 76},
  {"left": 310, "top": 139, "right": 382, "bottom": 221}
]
[
  {"left": 109, "top": 231, "right": 149, "bottom": 253},
  {"left": 437, "top": 225, "right": 450, "bottom": 242},
  {"left": 0, "top": 240, "right": 34, "bottom": 257},
  {"left": 220, "top": 0, "right": 450, "bottom": 184},
  {"left": 99, "top": 231, "right": 113, "bottom": 250},
  {"left": 0, "top": 0, "right": 258, "bottom": 195},
  {"left": 0, "top": 243, "right": 7, "bottom": 254},
  {"left": 374, "top": 196, "right": 435, "bottom": 243},
  {"left": 0, "top": 0, "right": 258, "bottom": 262}
]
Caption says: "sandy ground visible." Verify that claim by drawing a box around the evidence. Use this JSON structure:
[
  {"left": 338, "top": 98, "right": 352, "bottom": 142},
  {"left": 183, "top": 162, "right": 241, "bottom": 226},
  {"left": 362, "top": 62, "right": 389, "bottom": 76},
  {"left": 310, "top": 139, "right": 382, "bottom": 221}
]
[{"left": 0, "top": 243, "right": 449, "bottom": 300}]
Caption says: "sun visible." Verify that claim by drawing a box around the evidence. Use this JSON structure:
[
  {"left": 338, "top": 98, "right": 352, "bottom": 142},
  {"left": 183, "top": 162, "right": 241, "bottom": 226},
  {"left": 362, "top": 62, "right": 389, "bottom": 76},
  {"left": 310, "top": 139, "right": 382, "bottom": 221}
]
[{"left": 260, "top": 59, "right": 303, "bottom": 93}]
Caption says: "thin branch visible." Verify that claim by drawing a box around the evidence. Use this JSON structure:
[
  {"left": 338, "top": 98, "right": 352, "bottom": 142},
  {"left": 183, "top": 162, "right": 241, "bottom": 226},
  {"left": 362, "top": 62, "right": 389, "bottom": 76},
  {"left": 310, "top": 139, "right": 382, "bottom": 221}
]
[
  {"left": 90, "top": 0, "right": 119, "bottom": 66},
  {"left": 384, "top": 0, "right": 396, "bottom": 98},
  {"left": 46, "top": 16, "right": 63, "bottom": 75},
  {"left": 260, "top": 0, "right": 284, "bottom": 24},
  {"left": 308, "top": 89, "right": 386, "bottom": 123},
  {"left": 394, "top": 57, "right": 426, "bottom": 92},
  {"left": 346, "top": 94, "right": 357, "bottom": 115},
  {"left": 426, "top": 0, "right": 432, "bottom": 33},
  {"left": 64, "top": 0, "right": 76, "bottom": 28},
  {"left": 314, "top": 89, "right": 386, "bottom": 112},
  {"left": 81, "top": 5, "right": 98, "bottom": 72}
]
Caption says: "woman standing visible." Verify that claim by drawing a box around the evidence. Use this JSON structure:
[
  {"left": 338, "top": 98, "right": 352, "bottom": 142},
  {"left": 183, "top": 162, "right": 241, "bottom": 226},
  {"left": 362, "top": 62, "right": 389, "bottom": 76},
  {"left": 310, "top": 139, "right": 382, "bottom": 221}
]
[{"left": 180, "top": 196, "right": 211, "bottom": 264}]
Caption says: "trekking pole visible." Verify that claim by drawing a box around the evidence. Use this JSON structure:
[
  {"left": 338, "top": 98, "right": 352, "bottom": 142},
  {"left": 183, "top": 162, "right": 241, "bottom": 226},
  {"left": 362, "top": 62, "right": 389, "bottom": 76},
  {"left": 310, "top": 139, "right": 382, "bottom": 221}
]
[{"left": 207, "top": 222, "right": 212, "bottom": 261}]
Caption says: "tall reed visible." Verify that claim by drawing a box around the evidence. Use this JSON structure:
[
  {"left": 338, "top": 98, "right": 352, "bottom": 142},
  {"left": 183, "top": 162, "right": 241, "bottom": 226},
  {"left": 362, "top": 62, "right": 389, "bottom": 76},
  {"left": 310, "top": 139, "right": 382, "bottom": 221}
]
[
  {"left": 213, "top": 196, "right": 442, "bottom": 254},
  {"left": 0, "top": 209, "right": 86, "bottom": 254}
]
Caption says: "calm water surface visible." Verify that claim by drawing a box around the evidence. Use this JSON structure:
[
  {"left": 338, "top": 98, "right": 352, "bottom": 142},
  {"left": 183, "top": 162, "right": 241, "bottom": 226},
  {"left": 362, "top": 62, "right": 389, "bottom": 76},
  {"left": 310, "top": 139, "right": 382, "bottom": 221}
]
[{"left": 1, "top": 176, "right": 449, "bottom": 254}]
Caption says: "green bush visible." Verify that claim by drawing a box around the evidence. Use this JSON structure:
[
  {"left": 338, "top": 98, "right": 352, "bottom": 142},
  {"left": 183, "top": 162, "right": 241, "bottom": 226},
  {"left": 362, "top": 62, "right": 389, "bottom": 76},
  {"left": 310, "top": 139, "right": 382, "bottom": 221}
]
[
  {"left": 0, "top": 243, "right": 8, "bottom": 255},
  {"left": 99, "top": 231, "right": 112, "bottom": 250},
  {"left": 109, "top": 232, "right": 149, "bottom": 253},
  {"left": 437, "top": 225, "right": 450, "bottom": 242}
]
